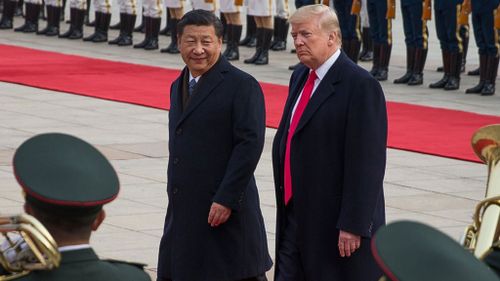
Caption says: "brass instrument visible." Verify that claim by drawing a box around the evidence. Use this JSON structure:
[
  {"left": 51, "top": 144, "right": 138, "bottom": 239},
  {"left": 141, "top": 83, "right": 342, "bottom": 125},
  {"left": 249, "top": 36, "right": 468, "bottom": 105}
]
[
  {"left": 422, "top": 0, "right": 432, "bottom": 21},
  {"left": 0, "top": 214, "right": 60, "bottom": 280},
  {"left": 386, "top": 0, "right": 396, "bottom": 19},
  {"left": 462, "top": 124, "right": 500, "bottom": 258},
  {"left": 458, "top": 0, "right": 471, "bottom": 26},
  {"left": 351, "top": 0, "right": 361, "bottom": 15}
]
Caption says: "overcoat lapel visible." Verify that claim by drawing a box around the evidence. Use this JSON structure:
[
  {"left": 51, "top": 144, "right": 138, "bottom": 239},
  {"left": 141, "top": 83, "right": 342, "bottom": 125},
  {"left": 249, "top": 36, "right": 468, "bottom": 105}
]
[
  {"left": 293, "top": 53, "right": 345, "bottom": 135},
  {"left": 175, "top": 58, "right": 229, "bottom": 129}
]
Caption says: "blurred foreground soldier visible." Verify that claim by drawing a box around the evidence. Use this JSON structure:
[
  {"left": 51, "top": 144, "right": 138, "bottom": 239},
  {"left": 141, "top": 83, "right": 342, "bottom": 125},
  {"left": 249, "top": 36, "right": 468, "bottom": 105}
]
[
  {"left": 273, "top": 4, "right": 386, "bottom": 281},
  {"left": 156, "top": 9, "right": 272, "bottom": 281},
  {"left": 429, "top": 0, "right": 463, "bottom": 90},
  {"left": 367, "top": 0, "right": 394, "bottom": 81},
  {"left": 58, "top": 0, "right": 86, "bottom": 39},
  {"left": 82, "top": 0, "right": 112, "bottom": 42},
  {"left": 108, "top": 0, "right": 137, "bottom": 46},
  {"left": 372, "top": 221, "right": 500, "bottom": 281},
  {"left": 11, "top": 133, "right": 152, "bottom": 281},
  {"left": 465, "top": 0, "right": 499, "bottom": 96},
  {"left": 0, "top": 0, "right": 16, "bottom": 28},
  {"left": 393, "top": 0, "right": 430, "bottom": 85},
  {"left": 36, "top": 0, "right": 61, "bottom": 35},
  {"left": 13, "top": 0, "right": 41, "bottom": 32}
]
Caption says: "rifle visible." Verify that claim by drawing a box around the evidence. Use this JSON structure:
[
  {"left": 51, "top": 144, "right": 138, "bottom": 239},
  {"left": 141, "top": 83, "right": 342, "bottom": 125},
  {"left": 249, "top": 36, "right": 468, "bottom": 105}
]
[
  {"left": 386, "top": 0, "right": 396, "bottom": 19},
  {"left": 496, "top": 5, "right": 500, "bottom": 29},
  {"left": 422, "top": 0, "right": 432, "bottom": 21},
  {"left": 458, "top": 0, "right": 471, "bottom": 26},
  {"left": 351, "top": 0, "right": 361, "bottom": 15}
]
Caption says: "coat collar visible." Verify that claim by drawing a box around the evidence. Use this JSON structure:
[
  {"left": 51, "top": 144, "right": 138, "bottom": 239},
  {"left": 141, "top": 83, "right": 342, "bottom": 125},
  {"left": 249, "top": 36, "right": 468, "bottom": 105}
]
[
  {"left": 175, "top": 56, "right": 230, "bottom": 128},
  {"left": 60, "top": 247, "right": 99, "bottom": 264},
  {"left": 291, "top": 51, "right": 347, "bottom": 134}
]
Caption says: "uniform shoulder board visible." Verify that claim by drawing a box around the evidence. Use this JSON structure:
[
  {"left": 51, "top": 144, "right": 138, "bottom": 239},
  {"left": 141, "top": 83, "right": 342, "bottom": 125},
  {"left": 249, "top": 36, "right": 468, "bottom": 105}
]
[{"left": 102, "top": 258, "right": 148, "bottom": 269}]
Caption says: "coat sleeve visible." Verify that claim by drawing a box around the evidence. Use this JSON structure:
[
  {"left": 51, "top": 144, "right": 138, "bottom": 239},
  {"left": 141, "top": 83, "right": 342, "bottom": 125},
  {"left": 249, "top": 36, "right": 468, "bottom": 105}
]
[
  {"left": 212, "top": 76, "right": 266, "bottom": 211},
  {"left": 337, "top": 74, "right": 388, "bottom": 238}
]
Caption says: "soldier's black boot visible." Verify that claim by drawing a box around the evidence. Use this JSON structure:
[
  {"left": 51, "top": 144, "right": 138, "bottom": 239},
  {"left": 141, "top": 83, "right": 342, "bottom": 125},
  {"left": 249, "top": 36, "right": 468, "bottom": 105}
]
[
  {"left": 370, "top": 43, "right": 381, "bottom": 76},
  {"left": 92, "top": 12, "right": 110, "bottom": 42},
  {"left": 244, "top": 28, "right": 263, "bottom": 64},
  {"left": 222, "top": 24, "right": 233, "bottom": 57},
  {"left": 275, "top": 18, "right": 289, "bottom": 51},
  {"left": 67, "top": 8, "right": 84, "bottom": 39},
  {"left": 466, "top": 54, "right": 488, "bottom": 94},
  {"left": 161, "top": 18, "right": 179, "bottom": 53},
  {"left": 14, "top": 3, "right": 39, "bottom": 32},
  {"left": 109, "top": 12, "right": 126, "bottom": 44},
  {"left": 37, "top": 5, "right": 52, "bottom": 34},
  {"left": 45, "top": 5, "right": 60, "bottom": 35},
  {"left": 481, "top": 55, "right": 499, "bottom": 96},
  {"left": 359, "top": 27, "right": 373, "bottom": 61},
  {"left": 254, "top": 28, "right": 272, "bottom": 65},
  {"left": 375, "top": 43, "right": 391, "bottom": 81},
  {"left": 460, "top": 25, "right": 469, "bottom": 73},
  {"left": 394, "top": 47, "right": 415, "bottom": 84},
  {"left": 117, "top": 13, "right": 135, "bottom": 46},
  {"left": 430, "top": 50, "right": 450, "bottom": 88},
  {"left": 240, "top": 14, "right": 256, "bottom": 47},
  {"left": 14, "top": 0, "right": 22, "bottom": 16},
  {"left": 144, "top": 17, "right": 160, "bottom": 50},
  {"left": 83, "top": 11, "right": 101, "bottom": 41},
  {"left": 0, "top": 0, "right": 15, "bottom": 29},
  {"left": 444, "top": 52, "right": 462, "bottom": 90},
  {"left": 468, "top": 54, "right": 486, "bottom": 76},
  {"left": 408, "top": 48, "right": 427, "bottom": 86},
  {"left": 226, "top": 24, "right": 241, "bottom": 61},
  {"left": 134, "top": 16, "right": 151, "bottom": 48}
]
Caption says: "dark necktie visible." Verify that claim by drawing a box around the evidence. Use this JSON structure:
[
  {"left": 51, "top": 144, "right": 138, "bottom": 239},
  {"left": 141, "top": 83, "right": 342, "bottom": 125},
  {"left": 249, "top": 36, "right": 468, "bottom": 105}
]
[
  {"left": 284, "top": 70, "right": 317, "bottom": 205},
  {"left": 188, "top": 78, "right": 197, "bottom": 96}
]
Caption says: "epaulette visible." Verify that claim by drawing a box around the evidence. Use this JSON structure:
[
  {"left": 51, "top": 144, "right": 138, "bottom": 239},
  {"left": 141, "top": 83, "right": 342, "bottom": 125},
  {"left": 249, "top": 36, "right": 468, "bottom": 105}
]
[{"left": 102, "top": 258, "right": 148, "bottom": 269}]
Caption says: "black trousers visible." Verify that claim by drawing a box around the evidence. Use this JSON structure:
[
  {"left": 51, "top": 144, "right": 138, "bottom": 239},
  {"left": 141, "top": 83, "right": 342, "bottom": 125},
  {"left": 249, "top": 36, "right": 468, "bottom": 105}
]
[{"left": 158, "top": 275, "right": 267, "bottom": 281}]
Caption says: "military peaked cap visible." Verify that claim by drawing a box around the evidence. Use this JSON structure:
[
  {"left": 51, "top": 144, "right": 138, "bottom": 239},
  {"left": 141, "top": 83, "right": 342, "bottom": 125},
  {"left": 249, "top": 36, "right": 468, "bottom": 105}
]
[{"left": 372, "top": 221, "right": 500, "bottom": 281}]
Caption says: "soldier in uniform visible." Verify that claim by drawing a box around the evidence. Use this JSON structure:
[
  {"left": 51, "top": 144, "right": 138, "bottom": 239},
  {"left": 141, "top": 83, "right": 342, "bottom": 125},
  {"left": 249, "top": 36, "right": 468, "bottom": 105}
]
[
  {"left": 367, "top": 0, "right": 394, "bottom": 81},
  {"left": 465, "top": 0, "right": 499, "bottom": 96},
  {"left": 13, "top": 0, "right": 42, "bottom": 32},
  {"left": 0, "top": 0, "right": 17, "bottom": 28},
  {"left": 429, "top": 0, "right": 463, "bottom": 90},
  {"left": 372, "top": 221, "right": 500, "bottom": 281},
  {"left": 243, "top": 0, "right": 274, "bottom": 65},
  {"left": 107, "top": 0, "right": 137, "bottom": 46},
  {"left": 10, "top": 133, "right": 152, "bottom": 281},
  {"left": 82, "top": 0, "right": 112, "bottom": 42},
  {"left": 36, "top": 0, "right": 62, "bottom": 35},
  {"left": 393, "top": 0, "right": 430, "bottom": 86},
  {"left": 221, "top": 0, "right": 243, "bottom": 61}
]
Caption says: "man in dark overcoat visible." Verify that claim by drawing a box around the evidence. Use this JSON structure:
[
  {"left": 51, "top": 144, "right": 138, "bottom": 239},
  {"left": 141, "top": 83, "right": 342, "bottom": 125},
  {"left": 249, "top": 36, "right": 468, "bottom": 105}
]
[
  {"left": 156, "top": 9, "right": 272, "bottom": 281},
  {"left": 272, "top": 4, "right": 387, "bottom": 281}
]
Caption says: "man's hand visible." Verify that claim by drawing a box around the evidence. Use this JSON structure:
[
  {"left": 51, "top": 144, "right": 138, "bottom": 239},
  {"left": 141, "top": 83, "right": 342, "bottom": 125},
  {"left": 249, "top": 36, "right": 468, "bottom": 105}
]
[
  {"left": 338, "top": 230, "right": 361, "bottom": 257},
  {"left": 208, "top": 202, "right": 232, "bottom": 227}
]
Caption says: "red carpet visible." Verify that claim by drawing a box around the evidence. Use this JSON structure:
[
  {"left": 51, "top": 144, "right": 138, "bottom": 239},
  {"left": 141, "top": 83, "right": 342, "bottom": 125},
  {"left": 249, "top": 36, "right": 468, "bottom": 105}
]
[{"left": 1, "top": 44, "right": 499, "bottom": 163}]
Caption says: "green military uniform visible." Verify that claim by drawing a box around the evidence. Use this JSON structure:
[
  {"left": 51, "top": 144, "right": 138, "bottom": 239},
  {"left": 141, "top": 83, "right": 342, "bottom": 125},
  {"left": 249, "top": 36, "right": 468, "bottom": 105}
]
[
  {"left": 372, "top": 221, "right": 500, "bottom": 281},
  {"left": 9, "top": 133, "right": 151, "bottom": 281},
  {"left": 16, "top": 248, "right": 150, "bottom": 281}
]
